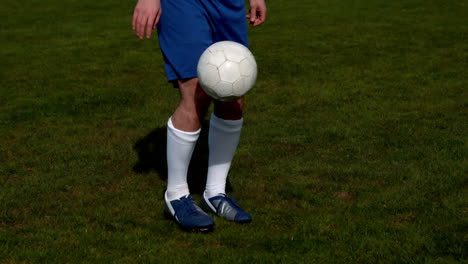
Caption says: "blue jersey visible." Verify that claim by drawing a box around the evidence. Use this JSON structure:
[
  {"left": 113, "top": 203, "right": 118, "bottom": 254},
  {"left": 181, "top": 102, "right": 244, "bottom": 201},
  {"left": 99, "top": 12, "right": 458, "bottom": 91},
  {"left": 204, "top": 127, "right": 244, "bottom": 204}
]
[{"left": 157, "top": 0, "right": 249, "bottom": 82}]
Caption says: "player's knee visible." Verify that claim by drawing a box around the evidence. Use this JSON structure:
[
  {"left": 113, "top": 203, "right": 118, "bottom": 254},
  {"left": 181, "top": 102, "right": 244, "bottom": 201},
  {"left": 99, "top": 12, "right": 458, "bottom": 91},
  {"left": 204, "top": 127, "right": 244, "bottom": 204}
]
[
  {"left": 195, "top": 89, "right": 212, "bottom": 114},
  {"left": 213, "top": 98, "right": 244, "bottom": 120}
]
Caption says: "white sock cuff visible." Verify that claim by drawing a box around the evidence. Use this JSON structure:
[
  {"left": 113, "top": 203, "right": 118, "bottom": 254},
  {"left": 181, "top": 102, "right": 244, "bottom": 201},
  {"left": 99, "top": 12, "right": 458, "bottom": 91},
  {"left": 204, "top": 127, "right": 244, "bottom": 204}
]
[
  {"left": 167, "top": 117, "right": 200, "bottom": 144},
  {"left": 210, "top": 113, "right": 243, "bottom": 133}
]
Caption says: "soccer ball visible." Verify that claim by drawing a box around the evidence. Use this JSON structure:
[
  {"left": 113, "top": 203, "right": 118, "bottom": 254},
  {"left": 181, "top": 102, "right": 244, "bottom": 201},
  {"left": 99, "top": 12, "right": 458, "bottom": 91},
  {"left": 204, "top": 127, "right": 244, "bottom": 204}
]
[{"left": 197, "top": 41, "right": 257, "bottom": 101}]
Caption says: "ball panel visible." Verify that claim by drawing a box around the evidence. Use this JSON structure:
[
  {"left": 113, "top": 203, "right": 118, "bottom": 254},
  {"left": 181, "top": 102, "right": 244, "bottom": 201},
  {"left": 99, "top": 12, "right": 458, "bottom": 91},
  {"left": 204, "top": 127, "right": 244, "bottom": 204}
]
[
  {"left": 224, "top": 45, "right": 246, "bottom": 63},
  {"left": 208, "top": 50, "right": 226, "bottom": 67},
  {"left": 215, "top": 81, "right": 234, "bottom": 99},
  {"left": 219, "top": 61, "right": 241, "bottom": 84},
  {"left": 198, "top": 64, "right": 220, "bottom": 89},
  {"left": 239, "top": 59, "right": 253, "bottom": 77},
  {"left": 232, "top": 77, "right": 247, "bottom": 96}
]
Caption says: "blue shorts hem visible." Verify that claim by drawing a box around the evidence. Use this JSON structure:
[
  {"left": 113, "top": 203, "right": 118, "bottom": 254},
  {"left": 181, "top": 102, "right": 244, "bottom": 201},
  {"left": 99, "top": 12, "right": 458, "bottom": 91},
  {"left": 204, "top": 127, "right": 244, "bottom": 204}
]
[{"left": 167, "top": 72, "right": 198, "bottom": 82}]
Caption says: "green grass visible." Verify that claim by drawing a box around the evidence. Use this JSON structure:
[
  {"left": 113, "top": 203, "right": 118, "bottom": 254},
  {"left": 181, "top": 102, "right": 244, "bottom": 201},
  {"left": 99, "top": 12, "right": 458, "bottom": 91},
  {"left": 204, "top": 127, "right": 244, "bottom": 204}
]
[{"left": 1, "top": 0, "right": 467, "bottom": 262}]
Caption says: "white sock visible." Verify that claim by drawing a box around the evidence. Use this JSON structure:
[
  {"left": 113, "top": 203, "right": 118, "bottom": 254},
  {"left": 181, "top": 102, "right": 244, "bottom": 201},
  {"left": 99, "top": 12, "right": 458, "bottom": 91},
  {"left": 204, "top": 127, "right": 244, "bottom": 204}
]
[
  {"left": 205, "top": 113, "right": 243, "bottom": 198},
  {"left": 166, "top": 117, "right": 200, "bottom": 201}
]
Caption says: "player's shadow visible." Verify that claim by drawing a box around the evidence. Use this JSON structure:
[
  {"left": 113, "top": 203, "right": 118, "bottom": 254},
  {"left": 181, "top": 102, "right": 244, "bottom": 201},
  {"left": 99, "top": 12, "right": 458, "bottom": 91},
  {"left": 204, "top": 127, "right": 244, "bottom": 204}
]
[{"left": 132, "top": 121, "right": 232, "bottom": 194}]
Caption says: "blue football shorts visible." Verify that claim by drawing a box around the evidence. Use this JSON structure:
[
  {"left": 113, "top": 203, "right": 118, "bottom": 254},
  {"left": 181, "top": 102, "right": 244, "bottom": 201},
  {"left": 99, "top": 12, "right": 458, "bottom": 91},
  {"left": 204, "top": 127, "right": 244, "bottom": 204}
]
[{"left": 157, "top": 0, "right": 249, "bottom": 83}]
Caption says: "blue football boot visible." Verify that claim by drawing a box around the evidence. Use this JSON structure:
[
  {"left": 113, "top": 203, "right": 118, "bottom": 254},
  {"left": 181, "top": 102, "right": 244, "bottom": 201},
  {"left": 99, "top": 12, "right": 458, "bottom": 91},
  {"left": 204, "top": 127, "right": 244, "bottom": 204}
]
[
  {"left": 202, "top": 192, "right": 252, "bottom": 223},
  {"left": 164, "top": 192, "right": 214, "bottom": 232}
]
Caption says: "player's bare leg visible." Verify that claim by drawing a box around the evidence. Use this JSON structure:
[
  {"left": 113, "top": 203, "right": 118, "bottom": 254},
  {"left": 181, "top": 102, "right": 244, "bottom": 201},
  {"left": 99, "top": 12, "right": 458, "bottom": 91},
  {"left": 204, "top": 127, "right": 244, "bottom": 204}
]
[
  {"left": 166, "top": 78, "right": 211, "bottom": 200},
  {"left": 164, "top": 78, "right": 214, "bottom": 232}
]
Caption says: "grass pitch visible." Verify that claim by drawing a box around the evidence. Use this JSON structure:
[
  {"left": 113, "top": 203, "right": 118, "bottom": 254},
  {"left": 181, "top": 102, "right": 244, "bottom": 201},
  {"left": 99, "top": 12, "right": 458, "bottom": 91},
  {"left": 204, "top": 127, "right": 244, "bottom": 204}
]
[{"left": 1, "top": 0, "right": 467, "bottom": 263}]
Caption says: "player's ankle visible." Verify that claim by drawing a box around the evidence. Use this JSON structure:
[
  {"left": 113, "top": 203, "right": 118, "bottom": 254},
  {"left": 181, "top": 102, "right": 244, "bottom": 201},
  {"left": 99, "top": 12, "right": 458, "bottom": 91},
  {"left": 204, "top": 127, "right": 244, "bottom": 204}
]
[{"left": 166, "top": 190, "right": 190, "bottom": 201}]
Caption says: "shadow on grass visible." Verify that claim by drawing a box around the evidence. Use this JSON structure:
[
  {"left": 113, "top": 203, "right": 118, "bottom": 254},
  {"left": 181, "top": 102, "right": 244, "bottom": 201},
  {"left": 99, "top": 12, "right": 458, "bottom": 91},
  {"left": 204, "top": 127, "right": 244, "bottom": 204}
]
[{"left": 132, "top": 121, "right": 232, "bottom": 195}]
